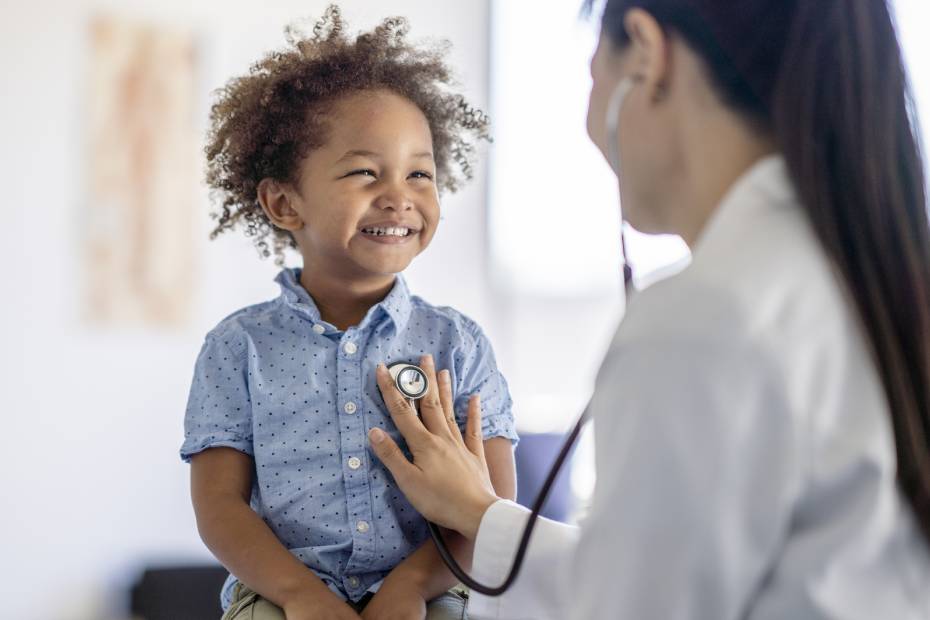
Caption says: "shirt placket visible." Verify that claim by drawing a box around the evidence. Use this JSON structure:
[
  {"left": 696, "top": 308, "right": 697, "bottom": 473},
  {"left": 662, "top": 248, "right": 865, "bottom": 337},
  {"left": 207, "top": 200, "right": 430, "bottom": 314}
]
[{"left": 336, "top": 325, "right": 376, "bottom": 594}]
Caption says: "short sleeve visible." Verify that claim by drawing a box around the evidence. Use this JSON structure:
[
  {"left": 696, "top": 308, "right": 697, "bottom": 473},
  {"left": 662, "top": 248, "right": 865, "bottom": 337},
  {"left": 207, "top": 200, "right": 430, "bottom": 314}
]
[
  {"left": 180, "top": 330, "right": 253, "bottom": 462},
  {"left": 454, "top": 322, "right": 519, "bottom": 446}
]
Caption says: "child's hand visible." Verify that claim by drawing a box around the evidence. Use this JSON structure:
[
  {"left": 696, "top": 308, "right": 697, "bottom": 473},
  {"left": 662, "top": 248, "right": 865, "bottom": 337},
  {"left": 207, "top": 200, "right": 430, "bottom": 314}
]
[
  {"left": 359, "top": 583, "right": 427, "bottom": 620},
  {"left": 283, "top": 589, "right": 363, "bottom": 620}
]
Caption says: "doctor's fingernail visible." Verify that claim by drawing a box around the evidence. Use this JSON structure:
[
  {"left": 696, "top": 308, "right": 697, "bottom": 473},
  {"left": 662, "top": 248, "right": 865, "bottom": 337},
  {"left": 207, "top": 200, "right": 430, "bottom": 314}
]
[{"left": 369, "top": 428, "right": 385, "bottom": 444}]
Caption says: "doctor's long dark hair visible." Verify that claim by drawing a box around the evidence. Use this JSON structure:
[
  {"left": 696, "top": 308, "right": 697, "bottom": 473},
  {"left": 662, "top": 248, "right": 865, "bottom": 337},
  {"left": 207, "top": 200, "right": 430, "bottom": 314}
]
[{"left": 592, "top": 0, "right": 930, "bottom": 541}]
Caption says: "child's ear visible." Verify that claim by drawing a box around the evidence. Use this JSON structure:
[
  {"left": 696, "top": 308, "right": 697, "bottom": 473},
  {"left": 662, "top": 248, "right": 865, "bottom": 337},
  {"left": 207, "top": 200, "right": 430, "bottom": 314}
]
[{"left": 257, "top": 178, "right": 304, "bottom": 231}]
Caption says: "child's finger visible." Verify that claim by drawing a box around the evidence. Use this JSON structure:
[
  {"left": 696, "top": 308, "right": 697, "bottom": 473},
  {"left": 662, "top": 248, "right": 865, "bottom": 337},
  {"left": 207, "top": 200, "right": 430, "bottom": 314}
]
[
  {"left": 464, "top": 394, "right": 486, "bottom": 462},
  {"left": 438, "top": 369, "right": 464, "bottom": 443}
]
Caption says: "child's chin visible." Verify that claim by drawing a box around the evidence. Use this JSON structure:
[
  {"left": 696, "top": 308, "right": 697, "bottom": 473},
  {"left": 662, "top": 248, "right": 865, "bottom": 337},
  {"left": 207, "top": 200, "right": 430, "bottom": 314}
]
[{"left": 357, "top": 257, "right": 415, "bottom": 277}]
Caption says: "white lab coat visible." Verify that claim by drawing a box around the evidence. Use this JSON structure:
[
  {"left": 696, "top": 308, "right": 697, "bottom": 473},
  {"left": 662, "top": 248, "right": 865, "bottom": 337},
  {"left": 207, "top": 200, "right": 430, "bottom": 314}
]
[{"left": 468, "top": 157, "right": 930, "bottom": 619}]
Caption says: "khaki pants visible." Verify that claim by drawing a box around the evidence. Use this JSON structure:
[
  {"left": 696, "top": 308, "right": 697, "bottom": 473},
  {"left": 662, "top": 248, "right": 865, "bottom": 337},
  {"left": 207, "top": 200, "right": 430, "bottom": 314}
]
[{"left": 221, "top": 583, "right": 468, "bottom": 620}]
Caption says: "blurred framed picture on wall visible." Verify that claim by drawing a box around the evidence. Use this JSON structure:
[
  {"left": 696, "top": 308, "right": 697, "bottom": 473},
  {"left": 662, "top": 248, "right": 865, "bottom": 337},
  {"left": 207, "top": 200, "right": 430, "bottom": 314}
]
[{"left": 84, "top": 15, "right": 198, "bottom": 326}]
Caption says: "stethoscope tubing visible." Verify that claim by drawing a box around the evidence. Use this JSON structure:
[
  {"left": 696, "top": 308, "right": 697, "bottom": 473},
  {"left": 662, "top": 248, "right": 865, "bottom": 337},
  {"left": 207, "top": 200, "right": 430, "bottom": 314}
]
[{"left": 426, "top": 404, "right": 590, "bottom": 595}]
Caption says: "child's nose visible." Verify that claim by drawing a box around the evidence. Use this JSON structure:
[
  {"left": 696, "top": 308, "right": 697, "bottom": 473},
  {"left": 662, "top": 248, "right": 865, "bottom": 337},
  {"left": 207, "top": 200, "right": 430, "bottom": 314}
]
[{"left": 374, "top": 188, "right": 414, "bottom": 211}]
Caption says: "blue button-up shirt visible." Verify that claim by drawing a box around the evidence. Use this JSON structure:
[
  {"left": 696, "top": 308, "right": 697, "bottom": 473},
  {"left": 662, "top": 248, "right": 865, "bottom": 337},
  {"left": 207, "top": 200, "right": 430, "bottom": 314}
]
[{"left": 181, "top": 269, "right": 518, "bottom": 608}]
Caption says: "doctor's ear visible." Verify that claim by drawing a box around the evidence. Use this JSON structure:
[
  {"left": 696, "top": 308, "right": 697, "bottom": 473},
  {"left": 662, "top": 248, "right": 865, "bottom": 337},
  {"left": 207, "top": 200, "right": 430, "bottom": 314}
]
[
  {"left": 623, "top": 8, "right": 671, "bottom": 103},
  {"left": 257, "top": 178, "right": 305, "bottom": 232}
]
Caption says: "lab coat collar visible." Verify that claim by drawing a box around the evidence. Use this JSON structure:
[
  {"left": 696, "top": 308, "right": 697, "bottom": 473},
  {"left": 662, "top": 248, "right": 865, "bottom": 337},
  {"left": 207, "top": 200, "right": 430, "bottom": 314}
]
[{"left": 691, "top": 155, "right": 797, "bottom": 261}]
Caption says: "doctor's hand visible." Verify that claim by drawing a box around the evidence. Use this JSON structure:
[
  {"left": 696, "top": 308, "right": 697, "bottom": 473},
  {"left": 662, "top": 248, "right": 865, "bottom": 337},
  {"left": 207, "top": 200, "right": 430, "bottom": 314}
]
[{"left": 369, "top": 355, "right": 499, "bottom": 541}]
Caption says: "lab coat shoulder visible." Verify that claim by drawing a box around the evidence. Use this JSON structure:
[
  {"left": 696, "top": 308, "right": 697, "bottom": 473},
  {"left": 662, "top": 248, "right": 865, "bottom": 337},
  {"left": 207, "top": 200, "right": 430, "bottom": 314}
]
[
  {"left": 568, "top": 198, "right": 823, "bottom": 618},
  {"left": 670, "top": 187, "right": 896, "bottom": 493},
  {"left": 569, "top": 283, "right": 801, "bottom": 618},
  {"left": 591, "top": 176, "right": 930, "bottom": 618},
  {"left": 616, "top": 186, "right": 875, "bottom": 451}
]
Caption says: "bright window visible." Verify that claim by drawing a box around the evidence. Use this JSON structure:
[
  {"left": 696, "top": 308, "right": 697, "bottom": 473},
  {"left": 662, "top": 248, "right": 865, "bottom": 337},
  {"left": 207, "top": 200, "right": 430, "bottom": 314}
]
[
  {"left": 895, "top": 0, "right": 930, "bottom": 179},
  {"left": 488, "top": 1, "right": 689, "bottom": 299}
]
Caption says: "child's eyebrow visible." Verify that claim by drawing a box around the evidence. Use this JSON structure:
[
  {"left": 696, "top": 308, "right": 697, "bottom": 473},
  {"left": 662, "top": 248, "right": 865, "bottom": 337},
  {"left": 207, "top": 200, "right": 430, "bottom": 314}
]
[
  {"left": 337, "top": 149, "right": 379, "bottom": 162},
  {"left": 335, "top": 149, "right": 434, "bottom": 163}
]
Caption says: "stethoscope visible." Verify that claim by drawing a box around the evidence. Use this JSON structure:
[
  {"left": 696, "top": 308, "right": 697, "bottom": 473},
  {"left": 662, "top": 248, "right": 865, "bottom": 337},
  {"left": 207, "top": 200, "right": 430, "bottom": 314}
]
[
  {"left": 384, "top": 77, "right": 636, "bottom": 597},
  {"left": 386, "top": 363, "right": 431, "bottom": 403},
  {"left": 387, "top": 360, "right": 592, "bottom": 596}
]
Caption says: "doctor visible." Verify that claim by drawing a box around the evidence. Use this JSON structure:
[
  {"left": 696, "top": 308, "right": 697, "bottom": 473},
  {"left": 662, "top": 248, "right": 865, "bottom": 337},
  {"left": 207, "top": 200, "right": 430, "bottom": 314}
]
[{"left": 368, "top": 1, "right": 930, "bottom": 618}]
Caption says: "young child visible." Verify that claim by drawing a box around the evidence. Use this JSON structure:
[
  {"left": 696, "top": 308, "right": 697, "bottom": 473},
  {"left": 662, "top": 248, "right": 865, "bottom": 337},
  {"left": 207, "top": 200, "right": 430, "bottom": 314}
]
[{"left": 180, "top": 6, "right": 518, "bottom": 620}]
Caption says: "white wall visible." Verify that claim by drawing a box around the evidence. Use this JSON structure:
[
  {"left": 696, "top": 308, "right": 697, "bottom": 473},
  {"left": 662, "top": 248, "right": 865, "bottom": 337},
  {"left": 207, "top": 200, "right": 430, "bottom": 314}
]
[{"left": 1, "top": 2, "right": 492, "bottom": 618}]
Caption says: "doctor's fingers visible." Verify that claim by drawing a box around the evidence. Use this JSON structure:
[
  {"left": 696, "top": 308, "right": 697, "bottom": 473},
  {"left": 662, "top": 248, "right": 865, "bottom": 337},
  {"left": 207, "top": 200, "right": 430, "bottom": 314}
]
[
  {"left": 464, "top": 394, "right": 486, "bottom": 462},
  {"left": 367, "top": 427, "right": 418, "bottom": 489},
  {"left": 375, "top": 363, "right": 431, "bottom": 448},
  {"left": 416, "top": 355, "right": 455, "bottom": 440},
  {"left": 438, "top": 369, "right": 465, "bottom": 444}
]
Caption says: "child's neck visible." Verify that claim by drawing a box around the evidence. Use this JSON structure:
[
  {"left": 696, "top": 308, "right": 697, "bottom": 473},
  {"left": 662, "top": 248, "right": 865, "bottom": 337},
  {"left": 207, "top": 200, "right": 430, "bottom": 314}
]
[{"left": 299, "top": 269, "right": 396, "bottom": 332}]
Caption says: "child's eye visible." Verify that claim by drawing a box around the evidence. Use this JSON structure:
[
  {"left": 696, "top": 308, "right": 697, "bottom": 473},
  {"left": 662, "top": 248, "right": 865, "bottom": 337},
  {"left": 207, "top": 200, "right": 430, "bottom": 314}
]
[
  {"left": 346, "top": 169, "right": 377, "bottom": 178},
  {"left": 410, "top": 171, "right": 434, "bottom": 181}
]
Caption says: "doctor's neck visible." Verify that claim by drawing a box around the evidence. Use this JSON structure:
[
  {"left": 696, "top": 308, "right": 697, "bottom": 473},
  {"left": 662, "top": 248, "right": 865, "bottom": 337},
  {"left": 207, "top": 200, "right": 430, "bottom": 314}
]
[
  {"left": 674, "top": 106, "right": 777, "bottom": 248},
  {"left": 658, "top": 42, "right": 777, "bottom": 249}
]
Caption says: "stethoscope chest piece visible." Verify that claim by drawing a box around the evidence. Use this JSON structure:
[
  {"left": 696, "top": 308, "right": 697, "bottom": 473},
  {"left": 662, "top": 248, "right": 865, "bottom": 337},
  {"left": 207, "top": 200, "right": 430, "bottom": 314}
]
[
  {"left": 384, "top": 358, "right": 587, "bottom": 596},
  {"left": 387, "top": 362, "right": 429, "bottom": 404}
]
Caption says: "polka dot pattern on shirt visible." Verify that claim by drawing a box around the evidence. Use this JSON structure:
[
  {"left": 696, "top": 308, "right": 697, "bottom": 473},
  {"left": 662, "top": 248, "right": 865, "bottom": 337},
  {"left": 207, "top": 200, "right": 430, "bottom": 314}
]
[{"left": 181, "top": 269, "right": 518, "bottom": 606}]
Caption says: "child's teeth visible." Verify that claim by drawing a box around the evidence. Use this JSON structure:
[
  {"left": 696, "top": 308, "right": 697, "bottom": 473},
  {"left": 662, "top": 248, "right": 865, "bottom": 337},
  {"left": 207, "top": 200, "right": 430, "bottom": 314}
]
[{"left": 365, "top": 226, "right": 411, "bottom": 236}]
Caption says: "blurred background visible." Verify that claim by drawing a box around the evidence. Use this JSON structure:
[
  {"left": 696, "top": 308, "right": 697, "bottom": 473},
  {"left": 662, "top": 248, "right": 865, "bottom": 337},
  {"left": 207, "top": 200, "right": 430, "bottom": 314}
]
[{"left": 2, "top": 0, "right": 928, "bottom": 618}]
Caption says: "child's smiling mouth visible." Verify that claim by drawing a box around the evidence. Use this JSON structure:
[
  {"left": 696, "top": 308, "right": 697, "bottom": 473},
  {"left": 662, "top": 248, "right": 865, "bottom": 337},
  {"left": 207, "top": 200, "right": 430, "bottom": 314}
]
[{"left": 359, "top": 225, "right": 421, "bottom": 244}]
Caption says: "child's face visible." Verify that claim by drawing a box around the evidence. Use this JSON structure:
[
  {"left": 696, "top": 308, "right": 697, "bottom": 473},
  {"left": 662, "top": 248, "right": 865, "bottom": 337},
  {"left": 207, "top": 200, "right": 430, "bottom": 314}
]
[{"left": 282, "top": 89, "right": 440, "bottom": 280}]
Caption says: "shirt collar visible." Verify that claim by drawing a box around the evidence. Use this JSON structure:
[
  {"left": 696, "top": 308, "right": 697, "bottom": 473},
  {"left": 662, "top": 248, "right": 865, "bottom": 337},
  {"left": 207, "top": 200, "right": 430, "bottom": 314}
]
[
  {"left": 275, "top": 268, "right": 413, "bottom": 333},
  {"left": 690, "top": 154, "right": 797, "bottom": 261},
  {"left": 376, "top": 274, "right": 414, "bottom": 332}
]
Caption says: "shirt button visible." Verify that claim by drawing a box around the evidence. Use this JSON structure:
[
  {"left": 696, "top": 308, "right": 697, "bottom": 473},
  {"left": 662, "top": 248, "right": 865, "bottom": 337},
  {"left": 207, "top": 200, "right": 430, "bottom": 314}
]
[
  {"left": 343, "top": 341, "right": 358, "bottom": 355},
  {"left": 312, "top": 324, "right": 325, "bottom": 335},
  {"left": 347, "top": 576, "right": 360, "bottom": 588},
  {"left": 348, "top": 457, "right": 362, "bottom": 470},
  {"left": 344, "top": 401, "right": 358, "bottom": 414},
  {"left": 356, "top": 520, "right": 370, "bottom": 533}
]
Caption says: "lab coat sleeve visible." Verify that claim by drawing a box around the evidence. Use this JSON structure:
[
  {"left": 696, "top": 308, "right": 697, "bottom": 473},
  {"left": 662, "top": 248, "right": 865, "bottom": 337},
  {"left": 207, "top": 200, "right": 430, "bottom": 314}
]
[{"left": 468, "top": 500, "right": 581, "bottom": 620}]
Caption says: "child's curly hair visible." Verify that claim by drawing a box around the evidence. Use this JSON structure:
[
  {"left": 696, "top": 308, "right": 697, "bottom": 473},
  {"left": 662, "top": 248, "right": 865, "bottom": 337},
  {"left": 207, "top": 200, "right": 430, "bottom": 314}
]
[{"left": 205, "top": 5, "right": 492, "bottom": 263}]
